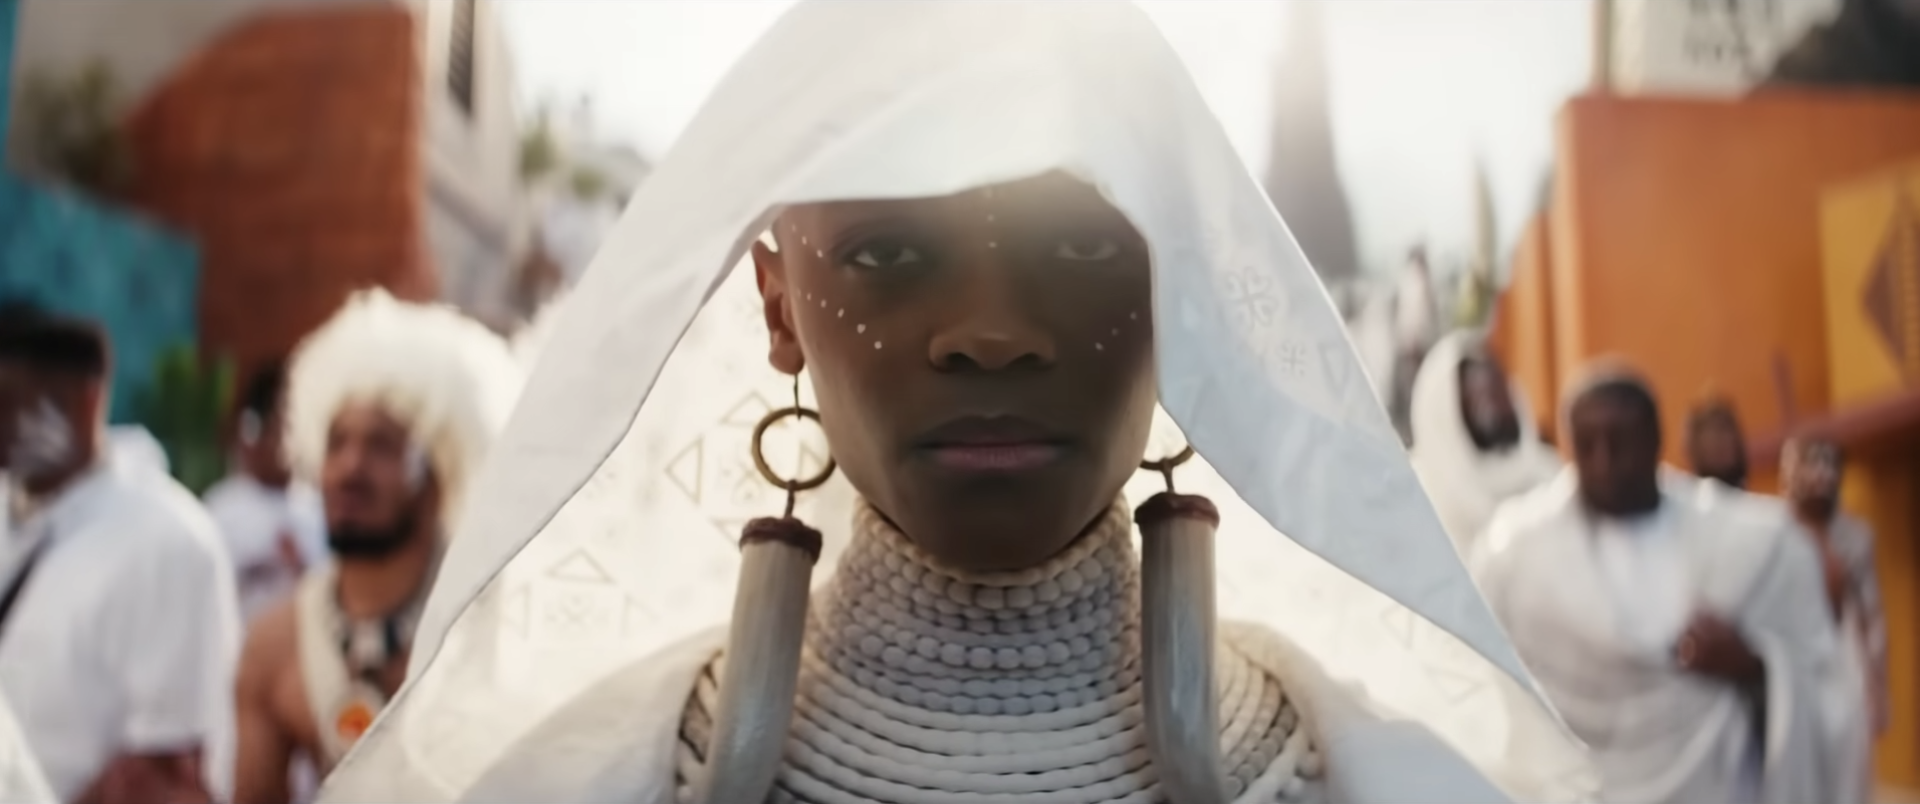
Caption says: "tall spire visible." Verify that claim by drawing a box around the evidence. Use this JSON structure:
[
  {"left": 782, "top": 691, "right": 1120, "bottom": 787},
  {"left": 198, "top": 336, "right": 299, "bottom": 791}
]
[{"left": 1262, "top": 0, "right": 1361, "bottom": 287}]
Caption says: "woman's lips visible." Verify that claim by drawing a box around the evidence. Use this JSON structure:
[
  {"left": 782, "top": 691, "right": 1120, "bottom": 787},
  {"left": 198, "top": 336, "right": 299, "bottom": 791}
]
[
  {"left": 913, "top": 415, "right": 1069, "bottom": 472},
  {"left": 923, "top": 442, "right": 1066, "bottom": 472}
]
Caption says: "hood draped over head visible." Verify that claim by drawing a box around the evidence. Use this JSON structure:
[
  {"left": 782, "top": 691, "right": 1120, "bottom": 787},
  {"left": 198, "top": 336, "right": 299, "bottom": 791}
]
[
  {"left": 1409, "top": 329, "right": 1560, "bottom": 551},
  {"left": 318, "top": 3, "right": 1594, "bottom": 802},
  {"left": 284, "top": 289, "right": 525, "bottom": 532}
]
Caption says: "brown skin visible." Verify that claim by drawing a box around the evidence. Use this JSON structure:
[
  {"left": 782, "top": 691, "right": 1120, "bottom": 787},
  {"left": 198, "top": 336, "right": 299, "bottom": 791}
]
[
  {"left": 753, "top": 172, "right": 1158, "bottom": 572},
  {"left": 1457, "top": 357, "right": 1520, "bottom": 450},
  {"left": 0, "top": 360, "right": 215, "bottom": 804},
  {"left": 1569, "top": 390, "right": 1763, "bottom": 687},
  {"left": 1687, "top": 415, "right": 1748, "bottom": 490},
  {"left": 232, "top": 401, "right": 440, "bottom": 804}
]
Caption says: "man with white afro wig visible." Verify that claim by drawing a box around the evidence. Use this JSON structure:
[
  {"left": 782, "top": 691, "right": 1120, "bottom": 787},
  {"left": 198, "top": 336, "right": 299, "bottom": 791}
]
[{"left": 229, "top": 289, "right": 524, "bottom": 803}]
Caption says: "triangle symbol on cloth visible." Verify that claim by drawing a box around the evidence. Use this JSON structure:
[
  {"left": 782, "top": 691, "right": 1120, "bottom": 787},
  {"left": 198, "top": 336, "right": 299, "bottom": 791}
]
[
  {"left": 546, "top": 549, "right": 615, "bottom": 585},
  {"left": 1429, "top": 665, "right": 1484, "bottom": 705},
  {"left": 722, "top": 391, "right": 778, "bottom": 429},
  {"left": 498, "top": 584, "right": 531, "bottom": 639},
  {"left": 666, "top": 438, "right": 705, "bottom": 504}
]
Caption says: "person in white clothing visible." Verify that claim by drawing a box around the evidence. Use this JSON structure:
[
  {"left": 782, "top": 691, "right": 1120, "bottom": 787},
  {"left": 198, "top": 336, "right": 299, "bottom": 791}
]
[
  {"left": 231, "top": 291, "right": 522, "bottom": 804},
  {"left": 1781, "top": 436, "right": 1882, "bottom": 804},
  {"left": 1477, "top": 364, "right": 1844, "bottom": 804},
  {"left": 0, "top": 307, "right": 241, "bottom": 804},
  {"left": 316, "top": 4, "right": 1596, "bottom": 802},
  {"left": 204, "top": 362, "right": 328, "bottom": 626},
  {"left": 1408, "top": 329, "right": 1560, "bottom": 556}
]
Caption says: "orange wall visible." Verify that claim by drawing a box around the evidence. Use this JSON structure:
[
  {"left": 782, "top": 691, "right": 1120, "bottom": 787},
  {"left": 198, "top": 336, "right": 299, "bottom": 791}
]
[
  {"left": 1546, "top": 92, "right": 1920, "bottom": 464},
  {"left": 124, "top": 5, "right": 433, "bottom": 379},
  {"left": 1491, "top": 213, "right": 1559, "bottom": 441}
]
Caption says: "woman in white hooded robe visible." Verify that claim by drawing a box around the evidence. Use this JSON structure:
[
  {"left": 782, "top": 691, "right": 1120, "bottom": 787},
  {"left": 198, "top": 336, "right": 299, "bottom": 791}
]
[
  {"left": 1408, "top": 330, "right": 1561, "bottom": 556},
  {"left": 317, "top": 3, "right": 1596, "bottom": 803}
]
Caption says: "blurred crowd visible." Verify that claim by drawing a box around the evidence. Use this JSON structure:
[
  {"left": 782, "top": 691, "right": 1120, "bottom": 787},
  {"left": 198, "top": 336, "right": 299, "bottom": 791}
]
[{"left": 0, "top": 287, "right": 1889, "bottom": 804}]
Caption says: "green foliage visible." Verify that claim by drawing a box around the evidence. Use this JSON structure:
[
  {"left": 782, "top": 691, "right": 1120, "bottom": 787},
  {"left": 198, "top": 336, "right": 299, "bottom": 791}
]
[
  {"left": 1454, "top": 267, "right": 1494, "bottom": 329},
  {"left": 133, "top": 345, "right": 234, "bottom": 495},
  {"left": 519, "top": 113, "right": 560, "bottom": 183},
  {"left": 19, "top": 59, "right": 132, "bottom": 197},
  {"left": 568, "top": 165, "right": 609, "bottom": 201}
]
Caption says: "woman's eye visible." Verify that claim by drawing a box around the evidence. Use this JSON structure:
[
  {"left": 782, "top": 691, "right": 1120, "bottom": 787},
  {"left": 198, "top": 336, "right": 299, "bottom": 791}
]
[
  {"left": 848, "top": 243, "right": 924, "bottom": 270},
  {"left": 1054, "top": 237, "right": 1120, "bottom": 262}
]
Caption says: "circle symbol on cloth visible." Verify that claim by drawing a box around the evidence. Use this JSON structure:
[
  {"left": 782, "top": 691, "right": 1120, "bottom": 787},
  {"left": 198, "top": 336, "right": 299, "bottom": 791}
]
[{"left": 751, "top": 405, "right": 837, "bottom": 493}]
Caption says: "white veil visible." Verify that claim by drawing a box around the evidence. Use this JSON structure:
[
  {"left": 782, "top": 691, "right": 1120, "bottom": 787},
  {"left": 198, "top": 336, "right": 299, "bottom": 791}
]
[{"left": 321, "top": 2, "right": 1595, "bottom": 801}]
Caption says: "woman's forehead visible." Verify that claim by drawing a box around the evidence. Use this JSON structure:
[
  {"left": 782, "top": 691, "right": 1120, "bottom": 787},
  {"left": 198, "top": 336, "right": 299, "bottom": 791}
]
[{"left": 779, "top": 173, "right": 1121, "bottom": 228}]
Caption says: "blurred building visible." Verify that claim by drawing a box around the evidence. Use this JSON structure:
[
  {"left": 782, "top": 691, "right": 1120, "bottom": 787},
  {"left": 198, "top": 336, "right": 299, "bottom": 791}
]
[
  {"left": 525, "top": 98, "right": 649, "bottom": 299},
  {"left": 3, "top": 0, "right": 531, "bottom": 376},
  {"left": 1260, "top": 0, "right": 1360, "bottom": 291},
  {"left": 1599, "top": 0, "right": 1842, "bottom": 94}
]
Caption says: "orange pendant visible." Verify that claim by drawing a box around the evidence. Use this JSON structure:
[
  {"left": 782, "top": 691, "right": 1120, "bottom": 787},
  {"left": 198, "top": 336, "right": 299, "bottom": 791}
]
[{"left": 335, "top": 700, "right": 376, "bottom": 744}]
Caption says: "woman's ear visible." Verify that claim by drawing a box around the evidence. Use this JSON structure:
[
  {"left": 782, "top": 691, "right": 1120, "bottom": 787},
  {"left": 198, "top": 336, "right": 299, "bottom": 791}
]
[{"left": 753, "top": 239, "right": 806, "bottom": 375}]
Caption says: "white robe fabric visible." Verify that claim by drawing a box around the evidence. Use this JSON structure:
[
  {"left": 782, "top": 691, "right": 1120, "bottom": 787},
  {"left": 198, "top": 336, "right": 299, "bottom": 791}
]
[
  {"left": 1476, "top": 471, "right": 1843, "bottom": 804},
  {"left": 0, "top": 455, "right": 242, "bottom": 802},
  {"left": 1407, "top": 330, "right": 1560, "bottom": 555},
  {"left": 316, "top": 3, "right": 1595, "bottom": 802},
  {"left": 0, "top": 690, "right": 54, "bottom": 804}
]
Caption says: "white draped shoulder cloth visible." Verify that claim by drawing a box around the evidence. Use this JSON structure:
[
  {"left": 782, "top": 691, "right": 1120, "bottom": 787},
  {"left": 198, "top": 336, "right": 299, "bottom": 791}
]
[{"left": 318, "top": 2, "right": 1596, "bottom": 802}]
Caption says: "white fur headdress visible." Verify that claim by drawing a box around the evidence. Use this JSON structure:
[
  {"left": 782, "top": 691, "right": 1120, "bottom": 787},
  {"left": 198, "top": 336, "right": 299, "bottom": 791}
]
[{"left": 285, "top": 289, "right": 525, "bottom": 530}]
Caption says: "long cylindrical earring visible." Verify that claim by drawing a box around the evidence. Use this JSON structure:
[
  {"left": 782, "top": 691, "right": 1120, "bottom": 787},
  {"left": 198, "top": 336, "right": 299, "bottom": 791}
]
[
  {"left": 692, "top": 373, "right": 835, "bottom": 804},
  {"left": 1136, "top": 445, "right": 1231, "bottom": 804}
]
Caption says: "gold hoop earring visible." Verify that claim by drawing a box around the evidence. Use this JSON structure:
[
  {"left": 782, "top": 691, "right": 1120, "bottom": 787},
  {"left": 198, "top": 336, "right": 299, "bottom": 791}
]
[{"left": 751, "top": 372, "right": 837, "bottom": 518}]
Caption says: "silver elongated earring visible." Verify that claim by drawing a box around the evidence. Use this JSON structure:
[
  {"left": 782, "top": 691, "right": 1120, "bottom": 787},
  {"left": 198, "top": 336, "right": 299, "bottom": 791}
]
[
  {"left": 1136, "top": 444, "right": 1232, "bottom": 804},
  {"left": 693, "top": 373, "right": 835, "bottom": 804}
]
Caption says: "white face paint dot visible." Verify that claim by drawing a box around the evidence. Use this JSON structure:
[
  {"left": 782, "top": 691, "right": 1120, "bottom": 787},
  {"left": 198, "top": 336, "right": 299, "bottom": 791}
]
[
  {"left": 1095, "top": 342, "right": 1105, "bottom": 351},
  {"left": 806, "top": 292, "right": 813, "bottom": 300},
  {"left": 1129, "top": 311, "right": 1139, "bottom": 321},
  {"left": 801, "top": 236, "right": 809, "bottom": 246},
  {"left": 816, "top": 249, "right": 824, "bottom": 259},
  {"left": 820, "top": 299, "right": 827, "bottom": 308},
  {"left": 837, "top": 309, "right": 845, "bottom": 318},
  {"left": 857, "top": 324, "right": 867, "bottom": 334},
  {"left": 874, "top": 341, "right": 883, "bottom": 350}
]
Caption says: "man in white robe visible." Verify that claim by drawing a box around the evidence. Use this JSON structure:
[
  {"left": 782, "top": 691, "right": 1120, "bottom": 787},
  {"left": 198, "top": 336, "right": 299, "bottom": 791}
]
[
  {"left": 1477, "top": 366, "right": 1842, "bottom": 804},
  {"left": 316, "top": 4, "right": 1597, "bottom": 802},
  {"left": 0, "top": 307, "right": 241, "bottom": 803},
  {"left": 1408, "top": 329, "right": 1560, "bottom": 555},
  {"left": 230, "top": 291, "right": 522, "bottom": 803},
  {"left": 1781, "top": 436, "right": 1881, "bottom": 804},
  {"left": 204, "top": 361, "right": 329, "bottom": 627}
]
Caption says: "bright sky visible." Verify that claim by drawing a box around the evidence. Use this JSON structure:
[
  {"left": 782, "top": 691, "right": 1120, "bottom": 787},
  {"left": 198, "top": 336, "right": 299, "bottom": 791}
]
[{"left": 498, "top": 1, "right": 1594, "bottom": 277}]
